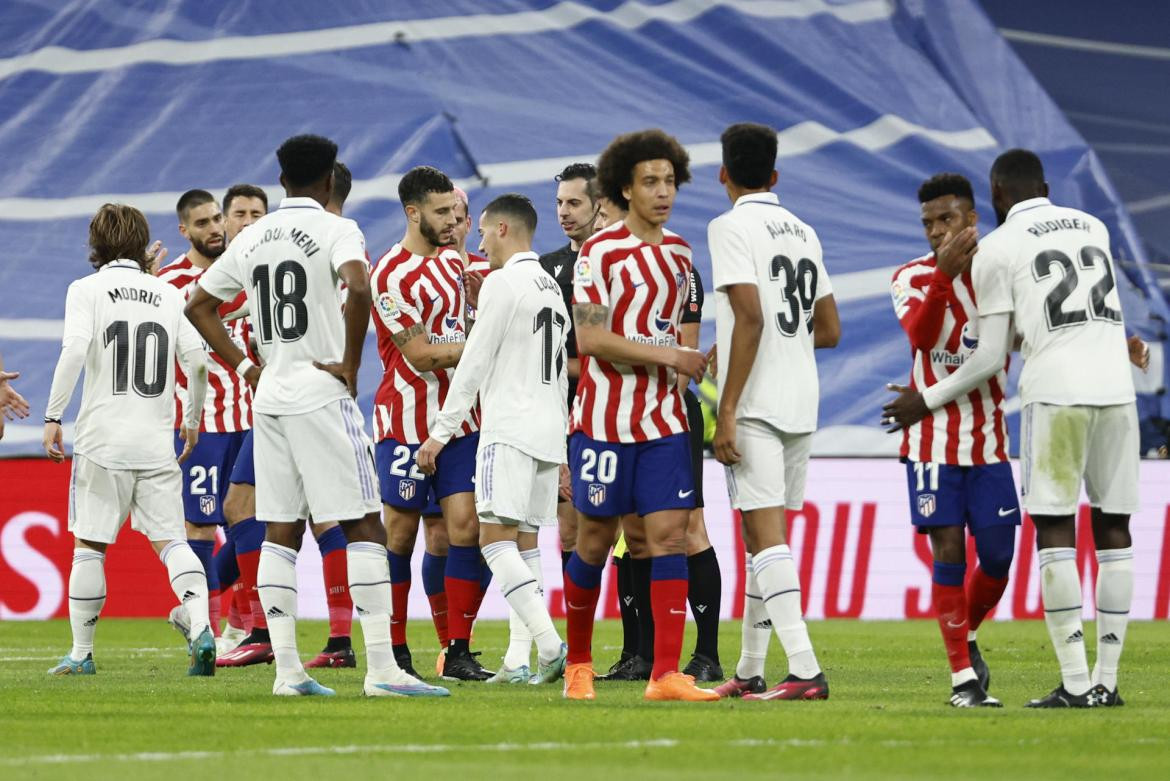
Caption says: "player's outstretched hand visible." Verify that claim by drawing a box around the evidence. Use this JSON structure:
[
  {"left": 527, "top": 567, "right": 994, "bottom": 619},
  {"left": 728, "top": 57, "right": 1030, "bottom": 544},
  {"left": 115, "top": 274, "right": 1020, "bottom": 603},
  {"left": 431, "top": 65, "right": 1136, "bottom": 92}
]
[
  {"left": 463, "top": 270, "right": 484, "bottom": 310},
  {"left": 145, "top": 240, "right": 168, "bottom": 275},
  {"left": 935, "top": 226, "right": 978, "bottom": 279},
  {"left": 1128, "top": 335, "right": 1150, "bottom": 372},
  {"left": 882, "top": 383, "right": 929, "bottom": 432},
  {"left": 313, "top": 361, "right": 356, "bottom": 398},
  {"left": 713, "top": 415, "right": 741, "bottom": 465},
  {"left": 43, "top": 421, "right": 65, "bottom": 463},
  {"left": 1, "top": 370, "right": 30, "bottom": 420},
  {"left": 558, "top": 463, "right": 572, "bottom": 501},
  {"left": 673, "top": 346, "right": 708, "bottom": 383},
  {"left": 177, "top": 425, "right": 199, "bottom": 464},
  {"left": 416, "top": 437, "right": 443, "bottom": 476}
]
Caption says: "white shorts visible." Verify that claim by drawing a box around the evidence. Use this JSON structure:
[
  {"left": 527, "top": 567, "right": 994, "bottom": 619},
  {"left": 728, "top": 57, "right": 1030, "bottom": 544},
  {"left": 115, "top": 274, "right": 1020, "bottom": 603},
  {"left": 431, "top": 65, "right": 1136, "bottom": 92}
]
[
  {"left": 724, "top": 419, "right": 812, "bottom": 512},
  {"left": 254, "top": 398, "right": 381, "bottom": 523},
  {"left": 1020, "top": 402, "right": 1139, "bottom": 516},
  {"left": 475, "top": 442, "right": 559, "bottom": 534},
  {"left": 68, "top": 455, "right": 184, "bottom": 544}
]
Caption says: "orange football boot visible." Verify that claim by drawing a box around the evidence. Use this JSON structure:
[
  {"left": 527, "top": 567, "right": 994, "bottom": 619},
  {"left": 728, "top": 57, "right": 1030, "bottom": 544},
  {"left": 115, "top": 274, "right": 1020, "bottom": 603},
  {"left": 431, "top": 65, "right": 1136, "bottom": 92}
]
[
  {"left": 644, "top": 672, "right": 721, "bottom": 702},
  {"left": 563, "top": 663, "right": 596, "bottom": 700}
]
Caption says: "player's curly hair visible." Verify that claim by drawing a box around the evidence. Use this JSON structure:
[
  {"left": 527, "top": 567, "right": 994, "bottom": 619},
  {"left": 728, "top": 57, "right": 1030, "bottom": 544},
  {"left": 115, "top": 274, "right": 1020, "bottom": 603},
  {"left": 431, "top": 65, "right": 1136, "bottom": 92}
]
[
  {"left": 596, "top": 129, "right": 691, "bottom": 211},
  {"left": 917, "top": 173, "right": 975, "bottom": 207},
  {"left": 89, "top": 203, "right": 150, "bottom": 270},
  {"left": 276, "top": 134, "right": 338, "bottom": 188}
]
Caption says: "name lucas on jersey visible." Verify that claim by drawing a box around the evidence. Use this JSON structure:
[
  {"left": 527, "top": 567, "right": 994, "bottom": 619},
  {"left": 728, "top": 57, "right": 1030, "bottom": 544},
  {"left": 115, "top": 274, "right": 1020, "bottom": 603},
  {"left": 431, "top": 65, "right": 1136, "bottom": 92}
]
[
  {"left": 242, "top": 226, "right": 321, "bottom": 257},
  {"left": 107, "top": 287, "right": 162, "bottom": 307}
]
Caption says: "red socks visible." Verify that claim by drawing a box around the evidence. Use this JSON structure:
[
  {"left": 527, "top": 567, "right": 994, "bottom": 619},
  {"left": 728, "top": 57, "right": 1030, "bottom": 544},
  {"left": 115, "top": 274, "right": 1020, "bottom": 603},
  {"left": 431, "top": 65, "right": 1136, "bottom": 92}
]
[
  {"left": 650, "top": 578, "right": 688, "bottom": 680},
  {"left": 236, "top": 549, "right": 266, "bottom": 631},
  {"left": 967, "top": 567, "right": 1008, "bottom": 632},
  {"left": 932, "top": 582, "right": 971, "bottom": 673},
  {"left": 563, "top": 576, "right": 600, "bottom": 665},
  {"left": 445, "top": 577, "right": 480, "bottom": 643},
  {"left": 427, "top": 593, "right": 450, "bottom": 647},
  {"left": 321, "top": 548, "right": 352, "bottom": 639}
]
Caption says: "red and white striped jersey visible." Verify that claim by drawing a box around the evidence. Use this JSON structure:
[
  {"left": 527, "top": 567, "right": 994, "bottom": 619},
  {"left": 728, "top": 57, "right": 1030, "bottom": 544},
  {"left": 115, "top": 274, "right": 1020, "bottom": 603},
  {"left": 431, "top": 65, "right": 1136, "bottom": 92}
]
[
  {"left": 157, "top": 254, "right": 252, "bottom": 432},
  {"left": 370, "top": 244, "right": 478, "bottom": 444},
  {"left": 464, "top": 252, "right": 492, "bottom": 321},
  {"left": 890, "top": 253, "right": 1009, "bottom": 465},
  {"left": 571, "top": 222, "right": 691, "bottom": 443}
]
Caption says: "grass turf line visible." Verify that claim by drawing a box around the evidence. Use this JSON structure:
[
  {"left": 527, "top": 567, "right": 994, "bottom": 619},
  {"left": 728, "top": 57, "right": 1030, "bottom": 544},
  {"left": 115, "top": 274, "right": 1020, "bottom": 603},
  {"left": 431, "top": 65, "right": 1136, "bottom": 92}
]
[{"left": 1, "top": 619, "right": 1167, "bottom": 780}]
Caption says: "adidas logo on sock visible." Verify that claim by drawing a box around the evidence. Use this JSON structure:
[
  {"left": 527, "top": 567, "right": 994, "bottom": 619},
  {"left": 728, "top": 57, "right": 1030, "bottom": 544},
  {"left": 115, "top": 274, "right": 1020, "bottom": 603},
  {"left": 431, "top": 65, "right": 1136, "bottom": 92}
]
[
  {"left": 266, "top": 606, "right": 286, "bottom": 619},
  {"left": 753, "top": 619, "right": 773, "bottom": 630},
  {"left": 695, "top": 604, "right": 708, "bottom": 614},
  {"left": 1100, "top": 632, "right": 1121, "bottom": 645},
  {"left": 83, "top": 616, "right": 99, "bottom": 627},
  {"left": 180, "top": 590, "right": 198, "bottom": 603},
  {"left": 1066, "top": 629, "right": 1084, "bottom": 644}
]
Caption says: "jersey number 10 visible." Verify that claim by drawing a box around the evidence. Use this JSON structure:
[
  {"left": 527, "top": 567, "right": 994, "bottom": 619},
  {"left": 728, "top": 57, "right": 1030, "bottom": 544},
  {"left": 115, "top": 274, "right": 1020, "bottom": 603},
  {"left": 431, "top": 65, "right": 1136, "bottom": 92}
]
[{"left": 103, "top": 320, "right": 168, "bottom": 397}]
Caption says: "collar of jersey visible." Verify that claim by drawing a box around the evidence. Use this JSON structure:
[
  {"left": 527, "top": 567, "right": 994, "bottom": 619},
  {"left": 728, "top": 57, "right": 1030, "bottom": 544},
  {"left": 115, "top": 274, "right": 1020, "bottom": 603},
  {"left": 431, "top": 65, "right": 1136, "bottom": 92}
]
[
  {"left": 733, "top": 191, "right": 780, "bottom": 208},
  {"left": 1005, "top": 196, "right": 1052, "bottom": 221},
  {"left": 101, "top": 259, "right": 143, "bottom": 272},
  {"left": 504, "top": 250, "right": 539, "bottom": 268},
  {"left": 278, "top": 196, "right": 324, "bottom": 211}
]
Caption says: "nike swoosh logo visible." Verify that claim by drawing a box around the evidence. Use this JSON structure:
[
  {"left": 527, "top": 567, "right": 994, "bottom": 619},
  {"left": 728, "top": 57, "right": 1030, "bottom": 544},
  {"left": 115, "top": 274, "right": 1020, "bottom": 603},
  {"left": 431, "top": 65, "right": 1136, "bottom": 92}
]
[
  {"left": 998, "top": 507, "right": 1017, "bottom": 517},
  {"left": 462, "top": 613, "right": 476, "bottom": 619},
  {"left": 567, "top": 602, "right": 588, "bottom": 610},
  {"left": 946, "top": 619, "right": 966, "bottom": 629},
  {"left": 678, "top": 490, "right": 694, "bottom": 498},
  {"left": 669, "top": 608, "right": 686, "bottom": 615}
]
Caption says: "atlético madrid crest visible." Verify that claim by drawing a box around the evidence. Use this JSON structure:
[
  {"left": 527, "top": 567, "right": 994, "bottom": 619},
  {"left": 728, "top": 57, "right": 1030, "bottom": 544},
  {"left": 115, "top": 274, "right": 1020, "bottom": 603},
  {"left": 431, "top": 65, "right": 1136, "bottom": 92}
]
[
  {"left": 199, "top": 495, "right": 217, "bottom": 516},
  {"left": 918, "top": 493, "right": 936, "bottom": 518},
  {"left": 588, "top": 483, "right": 606, "bottom": 507},
  {"left": 399, "top": 479, "right": 416, "bottom": 502}
]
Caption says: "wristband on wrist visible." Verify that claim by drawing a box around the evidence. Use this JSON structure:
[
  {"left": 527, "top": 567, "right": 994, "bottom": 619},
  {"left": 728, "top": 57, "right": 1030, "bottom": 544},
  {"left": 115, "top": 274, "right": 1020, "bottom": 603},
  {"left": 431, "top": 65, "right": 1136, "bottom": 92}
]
[
  {"left": 44, "top": 417, "right": 62, "bottom": 425},
  {"left": 236, "top": 357, "right": 255, "bottom": 376}
]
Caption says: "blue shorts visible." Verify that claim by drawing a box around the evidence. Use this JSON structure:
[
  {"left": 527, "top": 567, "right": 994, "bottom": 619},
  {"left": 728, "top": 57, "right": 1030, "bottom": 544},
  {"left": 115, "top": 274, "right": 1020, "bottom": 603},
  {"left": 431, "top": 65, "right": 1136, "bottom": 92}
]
[
  {"left": 174, "top": 430, "right": 249, "bottom": 525},
  {"left": 905, "top": 460, "right": 1021, "bottom": 533},
  {"left": 229, "top": 430, "right": 255, "bottom": 486},
  {"left": 376, "top": 433, "right": 478, "bottom": 513},
  {"left": 570, "top": 431, "right": 695, "bottom": 518}
]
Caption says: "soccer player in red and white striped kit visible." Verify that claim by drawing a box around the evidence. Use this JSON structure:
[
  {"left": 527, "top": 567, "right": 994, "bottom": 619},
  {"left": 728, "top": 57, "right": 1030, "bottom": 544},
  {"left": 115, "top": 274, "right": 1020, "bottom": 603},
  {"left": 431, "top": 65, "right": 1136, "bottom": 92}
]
[{"left": 887, "top": 173, "right": 1018, "bottom": 707}]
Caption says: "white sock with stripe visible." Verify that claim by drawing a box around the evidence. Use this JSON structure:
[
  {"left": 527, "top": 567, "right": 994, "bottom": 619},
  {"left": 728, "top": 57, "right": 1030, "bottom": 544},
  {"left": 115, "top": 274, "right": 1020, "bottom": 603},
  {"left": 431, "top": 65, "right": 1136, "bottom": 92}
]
[
  {"left": 502, "top": 547, "right": 544, "bottom": 670},
  {"left": 159, "top": 541, "right": 209, "bottom": 639},
  {"left": 484, "top": 540, "right": 561, "bottom": 663},
  {"left": 68, "top": 548, "right": 106, "bottom": 660},
  {"left": 1037, "top": 547, "right": 1091, "bottom": 695},
  {"left": 258, "top": 541, "right": 306, "bottom": 683},
  {"left": 346, "top": 541, "right": 401, "bottom": 676},
  {"left": 754, "top": 545, "right": 820, "bottom": 680},
  {"left": 1092, "top": 547, "right": 1133, "bottom": 692},
  {"left": 736, "top": 554, "right": 771, "bottom": 680}
]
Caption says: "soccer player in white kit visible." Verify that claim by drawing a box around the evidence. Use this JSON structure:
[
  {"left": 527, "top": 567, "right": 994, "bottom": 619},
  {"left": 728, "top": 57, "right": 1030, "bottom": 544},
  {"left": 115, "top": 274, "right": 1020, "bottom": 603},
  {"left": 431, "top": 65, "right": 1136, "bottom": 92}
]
[
  {"left": 42, "top": 204, "right": 215, "bottom": 677},
  {"left": 708, "top": 123, "right": 839, "bottom": 701},
  {"left": 416, "top": 193, "right": 570, "bottom": 685},
  {"left": 185, "top": 134, "right": 448, "bottom": 698},
  {"left": 884, "top": 149, "right": 1139, "bottom": 708}
]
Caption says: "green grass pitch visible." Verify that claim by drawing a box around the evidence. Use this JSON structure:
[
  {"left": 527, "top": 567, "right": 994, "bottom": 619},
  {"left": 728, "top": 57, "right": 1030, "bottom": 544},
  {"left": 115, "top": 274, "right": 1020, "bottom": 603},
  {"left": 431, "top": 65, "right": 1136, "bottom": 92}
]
[{"left": 1, "top": 619, "right": 1167, "bottom": 780}]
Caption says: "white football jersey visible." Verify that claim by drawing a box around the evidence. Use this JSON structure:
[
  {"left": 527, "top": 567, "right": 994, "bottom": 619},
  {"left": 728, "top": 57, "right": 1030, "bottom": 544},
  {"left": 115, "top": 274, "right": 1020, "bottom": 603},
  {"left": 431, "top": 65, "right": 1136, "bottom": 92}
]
[
  {"left": 198, "top": 197, "right": 368, "bottom": 416},
  {"left": 973, "top": 198, "right": 1134, "bottom": 406},
  {"left": 430, "top": 252, "right": 569, "bottom": 463},
  {"left": 709, "top": 192, "right": 832, "bottom": 433},
  {"left": 50, "top": 260, "right": 204, "bottom": 470}
]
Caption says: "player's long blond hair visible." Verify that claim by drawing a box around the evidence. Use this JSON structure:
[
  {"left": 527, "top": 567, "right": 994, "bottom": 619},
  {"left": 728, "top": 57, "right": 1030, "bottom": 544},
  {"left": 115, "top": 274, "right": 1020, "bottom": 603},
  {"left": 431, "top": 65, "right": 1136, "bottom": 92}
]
[{"left": 88, "top": 203, "right": 150, "bottom": 271}]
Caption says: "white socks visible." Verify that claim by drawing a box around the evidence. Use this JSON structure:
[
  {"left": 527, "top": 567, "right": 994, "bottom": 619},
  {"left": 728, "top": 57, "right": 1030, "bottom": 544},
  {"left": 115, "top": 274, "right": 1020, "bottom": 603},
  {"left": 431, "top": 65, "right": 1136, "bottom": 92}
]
[
  {"left": 736, "top": 554, "right": 771, "bottom": 680},
  {"left": 160, "top": 540, "right": 210, "bottom": 640},
  {"left": 258, "top": 541, "right": 305, "bottom": 683},
  {"left": 68, "top": 549, "right": 106, "bottom": 660},
  {"left": 1037, "top": 547, "right": 1090, "bottom": 695},
  {"left": 753, "top": 545, "right": 820, "bottom": 680},
  {"left": 346, "top": 542, "right": 402, "bottom": 677},
  {"left": 483, "top": 540, "right": 562, "bottom": 664},
  {"left": 1093, "top": 547, "right": 1133, "bottom": 692},
  {"left": 501, "top": 547, "right": 544, "bottom": 670}
]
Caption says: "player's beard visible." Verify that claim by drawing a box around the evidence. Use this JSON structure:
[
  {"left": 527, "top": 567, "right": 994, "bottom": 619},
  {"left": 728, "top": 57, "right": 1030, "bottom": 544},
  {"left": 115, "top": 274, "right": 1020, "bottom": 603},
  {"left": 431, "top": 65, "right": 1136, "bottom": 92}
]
[
  {"left": 191, "top": 235, "right": 226, "bottom": 260},
  {"left": 419, "top": 215, "right": 449, "bottom": 249}
]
